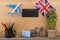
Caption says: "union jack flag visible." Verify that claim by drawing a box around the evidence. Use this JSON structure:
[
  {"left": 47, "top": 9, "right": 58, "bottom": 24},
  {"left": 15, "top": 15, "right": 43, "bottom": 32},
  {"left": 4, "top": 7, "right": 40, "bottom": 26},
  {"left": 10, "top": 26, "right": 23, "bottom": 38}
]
[{"left": 34, "top": 0, "right": 53, "bottom": 16}]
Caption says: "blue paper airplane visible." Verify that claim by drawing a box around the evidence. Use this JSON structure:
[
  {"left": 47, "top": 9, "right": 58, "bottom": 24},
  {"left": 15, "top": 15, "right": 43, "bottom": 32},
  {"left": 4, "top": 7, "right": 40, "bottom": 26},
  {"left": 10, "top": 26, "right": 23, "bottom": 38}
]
[{"left": 7, "top": 4, "right": 21, "bottom": 17}]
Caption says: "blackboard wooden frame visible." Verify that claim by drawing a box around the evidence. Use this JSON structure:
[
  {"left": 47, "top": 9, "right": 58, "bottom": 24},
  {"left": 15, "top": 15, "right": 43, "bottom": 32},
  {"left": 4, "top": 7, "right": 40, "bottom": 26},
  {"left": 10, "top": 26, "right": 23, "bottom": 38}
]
[{"left": 22, "top": 9, "right": 38, "bottom": 17}]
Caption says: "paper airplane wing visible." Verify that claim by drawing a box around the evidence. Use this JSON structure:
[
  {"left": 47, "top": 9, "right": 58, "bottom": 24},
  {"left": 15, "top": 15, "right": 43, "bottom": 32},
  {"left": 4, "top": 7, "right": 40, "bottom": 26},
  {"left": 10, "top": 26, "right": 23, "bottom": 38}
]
[
  {"left": 7, "top": 4, "right": 16, "bottom": 9},
  {"left": 16, "top": 7, "right": 20, "bottom": 16}
]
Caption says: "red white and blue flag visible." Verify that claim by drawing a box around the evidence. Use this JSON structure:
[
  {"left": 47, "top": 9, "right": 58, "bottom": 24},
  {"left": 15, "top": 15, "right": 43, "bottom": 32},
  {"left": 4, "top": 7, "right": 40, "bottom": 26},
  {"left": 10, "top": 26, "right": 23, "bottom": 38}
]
[{"left": 35, "top": 0, "right": 53, "bottom": 16}]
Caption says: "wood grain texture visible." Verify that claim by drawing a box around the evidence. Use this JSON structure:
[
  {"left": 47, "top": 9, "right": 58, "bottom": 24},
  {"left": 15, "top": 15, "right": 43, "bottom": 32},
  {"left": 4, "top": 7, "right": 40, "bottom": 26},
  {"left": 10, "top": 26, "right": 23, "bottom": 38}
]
[{"left": 0, "top": 0, "right": 60, "bottom": 37}]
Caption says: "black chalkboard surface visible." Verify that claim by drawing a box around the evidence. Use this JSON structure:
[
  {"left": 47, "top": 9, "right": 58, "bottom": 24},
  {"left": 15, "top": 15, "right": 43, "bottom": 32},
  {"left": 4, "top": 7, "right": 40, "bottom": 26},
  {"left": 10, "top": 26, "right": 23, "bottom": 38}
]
[{"left": 22, "top": 9, "right": 38, "bottom": 17}]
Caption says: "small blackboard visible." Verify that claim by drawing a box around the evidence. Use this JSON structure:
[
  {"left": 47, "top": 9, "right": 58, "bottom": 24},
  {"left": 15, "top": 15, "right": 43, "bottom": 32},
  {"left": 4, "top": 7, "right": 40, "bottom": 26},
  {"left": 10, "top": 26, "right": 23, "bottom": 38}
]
[{"left": 22, "top": 9, "right": 38, "bottom": 17}]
